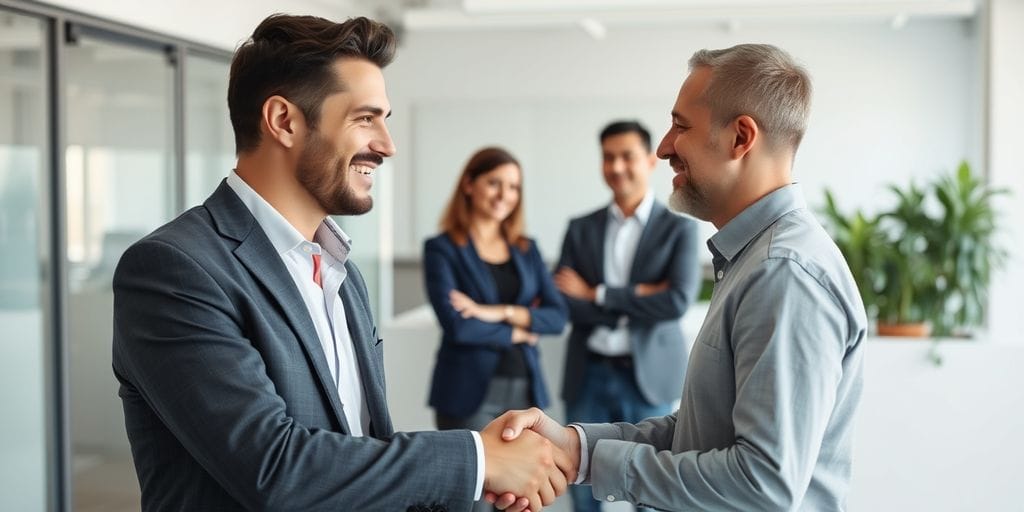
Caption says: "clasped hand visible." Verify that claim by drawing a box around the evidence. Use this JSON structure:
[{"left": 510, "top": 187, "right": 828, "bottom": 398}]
[{"left": 481, "top": 408, "right": 581, "bottom": 512}]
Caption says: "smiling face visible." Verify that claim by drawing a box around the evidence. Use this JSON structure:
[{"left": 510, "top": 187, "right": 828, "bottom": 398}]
[
  {"left": 657, "top": 66, "right": 736, "bottom": 224},
  {"left": 601, "top": 131, "right": 656, "bottom": 203},
  {"left": 296, "top": 57, "right": 395, "bottom": 216},
  {"left": 464, "top": 162, "right": 522, "bottom": 224}
]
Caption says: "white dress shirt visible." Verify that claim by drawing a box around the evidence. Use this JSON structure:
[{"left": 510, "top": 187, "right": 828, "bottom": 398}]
[
  {"left": 226, "top": 171, "right": 369, "bottom": 436},
  {"left": 226, "top": 172, "right": 485, "bottom": 497},
  {"left": 588, "top": 192, "right": 655, "bottom": 356}
]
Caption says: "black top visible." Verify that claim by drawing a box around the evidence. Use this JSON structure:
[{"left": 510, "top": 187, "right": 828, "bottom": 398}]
[{"left": 487, "top": 260, "right": 528, "bottom": 378}]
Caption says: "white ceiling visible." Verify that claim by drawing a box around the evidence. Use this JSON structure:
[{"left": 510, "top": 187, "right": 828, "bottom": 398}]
[{"left": 355, "top": 0, "right": 979, "bottom": 34}]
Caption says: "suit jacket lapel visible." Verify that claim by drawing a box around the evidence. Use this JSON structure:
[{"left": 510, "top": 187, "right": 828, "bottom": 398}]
[
  {"left": 627, "top": 200, "right": 667, "bottom": 282},
  {"left": 205, "top": 181, "right": 351, "bottom": 434},
  {"left": 456, "top": 238, "right": 500, "bottom": 304},
  {"left": 508, "top": 244, "right": 531, "bottom": 305},
  {"left": 339, "top": 271, "right": 391, "bottom": 437},
  {"left": 589, "top": 209, "right": 609, "bottom": 284}
]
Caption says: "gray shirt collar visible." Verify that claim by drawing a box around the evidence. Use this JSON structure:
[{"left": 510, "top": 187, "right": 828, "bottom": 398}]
[{"left": 708, "top": 183, "right": 806, "bottom": 262}]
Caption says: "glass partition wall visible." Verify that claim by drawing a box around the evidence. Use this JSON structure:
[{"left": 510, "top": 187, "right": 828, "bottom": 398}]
[
  {"left": 0, "top": 10, "right": 53, "bottom": 511},
  {"left": 184, "top": 52, "right": 234, "bottom": 207},
  {"left": 0, "top": 3, "right": 393, "bottom": 509},
  {"left": 64, "top": 33, "right": 177, "bottom": 512},
  {"left": 0, "top": 2, "right": 236, "bottom": 510}
]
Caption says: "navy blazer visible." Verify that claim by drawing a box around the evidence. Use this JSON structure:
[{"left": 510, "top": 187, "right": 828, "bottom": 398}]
[
  {"left": 423, "top": 233, "right": 567, "bottom": 418},
  {"left": 112, "top": 181, "right": 477, "bottom": 511}
]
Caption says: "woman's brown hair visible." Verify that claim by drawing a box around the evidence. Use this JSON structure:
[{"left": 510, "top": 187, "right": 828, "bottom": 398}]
[{"left": 439, "top": 147, "right": 529, "bottom": 252}]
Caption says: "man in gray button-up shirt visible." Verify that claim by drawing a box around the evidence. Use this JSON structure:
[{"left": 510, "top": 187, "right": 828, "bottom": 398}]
[{"left": 489, "top": 43, "right": 866, "bottom": 512}]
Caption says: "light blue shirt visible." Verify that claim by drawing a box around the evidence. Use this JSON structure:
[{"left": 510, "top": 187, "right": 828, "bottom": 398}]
[
  {"left": 590, "top": 192, "right": 655, "bottom": 356},
  {"left": 578, "top": 184, "right": 867, "bottom": 511}
]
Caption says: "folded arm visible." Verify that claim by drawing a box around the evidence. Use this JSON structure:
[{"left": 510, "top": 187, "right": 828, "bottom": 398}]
[
  {"left": 423, "top": 241, "right": 516, "bottom": 348},
  {"left": 599, "top": 221, "right": 701, "bottom": 324},
  {"left": 556, "top": 219, "right": 701, "bottom": 326}
]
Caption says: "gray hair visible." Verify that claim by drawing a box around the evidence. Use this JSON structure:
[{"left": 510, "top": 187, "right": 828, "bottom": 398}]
[{"left": 689, "top": 43, "right": 812, "bottom": 152}]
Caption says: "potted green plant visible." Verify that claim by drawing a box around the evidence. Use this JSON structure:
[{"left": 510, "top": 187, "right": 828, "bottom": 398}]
[{"left": 821, "top": 161, "right": 1005, "bottom": 338}]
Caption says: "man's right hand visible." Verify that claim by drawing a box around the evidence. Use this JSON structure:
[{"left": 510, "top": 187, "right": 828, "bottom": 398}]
[
  {"left": 484, "top": 408, "right": 582, "bottom": 511},
  {"left": 481, "top": 417, "right": 573, "bottom": 511},
  {"left": 635, "top": 280, "right": 669, "bottom": 297},
  {"left": 511, "top": 327, "right": 539, "bottom": 346},
  {"left": 493, "top": 408, "right": 581, "bottom": 478}
]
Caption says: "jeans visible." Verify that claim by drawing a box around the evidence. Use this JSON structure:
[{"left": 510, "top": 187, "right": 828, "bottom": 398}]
[{"left": 566, "top": 358, "right": 673, "bottom": 512}]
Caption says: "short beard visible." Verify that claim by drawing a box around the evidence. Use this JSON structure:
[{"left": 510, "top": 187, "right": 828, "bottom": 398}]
[
  {"left": 668, "top": 134, "right": 718, "bottom": 221},
  {"left": 668, "top": 183, "right": 712, "bottom": 221},
  {"left": 297, "top": 131, "right": 373, "bottom": 216}
]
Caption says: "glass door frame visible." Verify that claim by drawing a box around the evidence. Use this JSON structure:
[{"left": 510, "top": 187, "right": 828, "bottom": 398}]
[{"left": 0, "top": 2, "right": 231, "bottom": 510}]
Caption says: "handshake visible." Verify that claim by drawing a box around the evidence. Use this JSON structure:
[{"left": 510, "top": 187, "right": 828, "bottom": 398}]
[{"left": 480, "top": 408, "right": 580, "bottom": 512}]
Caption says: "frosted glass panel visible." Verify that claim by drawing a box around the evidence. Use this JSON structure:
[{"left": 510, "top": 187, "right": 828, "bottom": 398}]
[
  {"left": 65, "top": 33, "right": 176, "bottom": 511},
  {"left": 0, "top": 11, "right": 50, "bottom": 512},
  {"left": 185, "top": 53, "right": 233, "bottom": 207}
]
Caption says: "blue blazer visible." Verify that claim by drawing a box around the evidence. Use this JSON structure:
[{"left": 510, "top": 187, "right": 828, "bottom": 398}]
[{"left": 423, "top": 233, "right": 567, "bottom": 418}]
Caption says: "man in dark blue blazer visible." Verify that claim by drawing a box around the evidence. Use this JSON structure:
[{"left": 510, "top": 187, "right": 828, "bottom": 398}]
[
  {"left": 554, "top": 121, "right": 702, "bottom": 511},
  {"left": 112, "top": 14, "right": 569, "bottom": 512}
]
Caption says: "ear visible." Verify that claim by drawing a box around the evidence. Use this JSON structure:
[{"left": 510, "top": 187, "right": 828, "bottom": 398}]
[
  {"left": 261, "top": 95, "right": 306, "bottom": 149},
  {"left": 460, "top": 176, "right": 473, "bottom": 196},
  {"left": 730, "top": 115, "right": 758, "bottom": 160}
]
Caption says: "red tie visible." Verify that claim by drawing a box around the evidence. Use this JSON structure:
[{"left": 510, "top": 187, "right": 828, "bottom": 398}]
[{"left": 311, "top": 254, "right": 323, "bottom": 288}]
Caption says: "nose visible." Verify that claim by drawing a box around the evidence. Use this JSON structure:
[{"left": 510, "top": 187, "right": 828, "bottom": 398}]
[
  {"left": 369, "top": 122, "right": 396, "bottom": 157},
  {"left": 610, "top": 157, "right": 626, "bottom": 174},
  {"left": 655, "top": 129, "right": 674, "bottom": 160}
]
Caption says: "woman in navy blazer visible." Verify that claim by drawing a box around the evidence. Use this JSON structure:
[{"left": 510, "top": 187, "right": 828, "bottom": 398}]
[{"left": 424, "top": 147, "right": 567, "bottom": 444}]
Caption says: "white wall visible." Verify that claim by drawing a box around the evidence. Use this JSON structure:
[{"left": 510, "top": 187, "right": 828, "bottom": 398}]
[
  {"left": 385, "top": 18, "right": 983, "bottom": 259},
  {"left": 986, "top": 0, "right": 1024, "bottom": 345}
]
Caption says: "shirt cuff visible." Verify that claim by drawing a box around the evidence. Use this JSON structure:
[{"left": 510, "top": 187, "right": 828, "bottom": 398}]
[
  {"left": 471, "top": 431, "right": 485, "bottom": 500},
  {"left": 595, "top": 284, "right": 607, "bottom": 305},
  {"left": 569, "top": 424, "right": 589, "bottom": 485}
]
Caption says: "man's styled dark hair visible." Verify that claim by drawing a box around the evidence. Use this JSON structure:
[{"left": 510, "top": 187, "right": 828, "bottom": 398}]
[
  {"left": 599, "top": 120, "right": 652, "bottom": 153},
  {"left": 228, "top": 14, "right": 396, "bottom": 154}
]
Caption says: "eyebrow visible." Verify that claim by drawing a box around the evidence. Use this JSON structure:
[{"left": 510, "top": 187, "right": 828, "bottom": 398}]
[
  {"left": 354, "top": 105, "right": 392, "bottom": 119},
  {"left": 671, "top": 111, "right": 690, "bottom": 125}
]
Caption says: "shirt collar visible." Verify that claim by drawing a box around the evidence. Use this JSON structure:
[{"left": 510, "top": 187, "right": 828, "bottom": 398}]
[
  {"left": 608, "top": 190, "right": 655, "bottom": 225},
  {"left": 226, "top": 170, "right": 352, "bottom": 264},
  {"left": 708, "top": 183, "right": 806, "bottom": 262}
]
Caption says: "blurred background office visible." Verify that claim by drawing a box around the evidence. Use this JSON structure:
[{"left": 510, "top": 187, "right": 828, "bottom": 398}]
[{"left": 0, "top": 0, "right": 1021, "bottom": 511}]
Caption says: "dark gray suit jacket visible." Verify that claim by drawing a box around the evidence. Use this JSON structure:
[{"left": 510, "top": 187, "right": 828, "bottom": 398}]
[
  {"left": 112, "top": 181, "right": 475, "bottom": 511},
  {"left": 558, "top": 200, "right": 701, "bottom": 405}
]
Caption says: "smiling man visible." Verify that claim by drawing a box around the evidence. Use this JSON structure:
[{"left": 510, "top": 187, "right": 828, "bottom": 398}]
[
  {"left": 112, "top": 14, "right": 569, "bottom": 512},
  {"left": 492, "top": 44, "right": 867, "bottom": 512}
]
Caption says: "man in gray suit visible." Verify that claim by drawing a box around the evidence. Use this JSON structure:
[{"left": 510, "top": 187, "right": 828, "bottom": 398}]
[
  {"left": 112, "top": 14, "right": 570, "bottom": 512},
  {"left": 554, "top": 120, "right": 701, "bottom": 511},
  {"left": 490, "top": 44, "right": 866, "bottom": 512}
]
